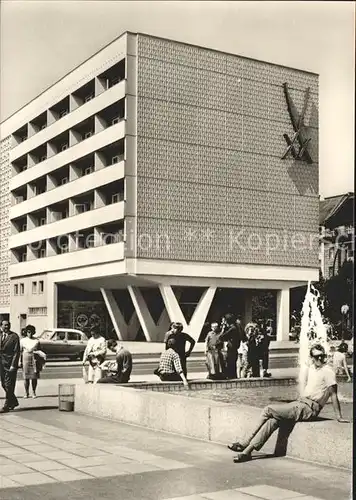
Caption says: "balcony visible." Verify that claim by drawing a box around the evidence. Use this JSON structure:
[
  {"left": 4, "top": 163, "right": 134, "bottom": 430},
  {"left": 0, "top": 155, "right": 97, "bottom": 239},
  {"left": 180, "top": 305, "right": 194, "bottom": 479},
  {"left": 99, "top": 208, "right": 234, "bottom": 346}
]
[
  {"left": 12, "top": 155, "right": 28, "bottom": 176},
  {"left": 97, "top": 60, "right": 125, "bottom": 95},
  {"left": 28, "top": 208, "right": 47, "bottom": 229},
  {"left": 29, "top": 175, "right": 47, "bottom": 198},
  {"left": 29, "top": 112, "right": 47, "bottom": 136},
  {"left": 48, "top": 165, "right": 70, "bottom": 190},
  {"left": 71, "top": 80, "right": 95, "bottom": 110},
  {"left": 96, "top": 100, "right": 125, "bottom": 132},
  {"left": 48, "top": 96, "right": 70, "bottom": 125},
  {"left": 11, "top": 245, "right": 27, "bottom": 264},
  {"left": 96, "top": 140, "right": 125, "bottom": 168},
  {"left": 71, "top": 153, "right": 95, "bottom": 180},
  {"left": 70, "top": 116, "right": 95, "bottom": 146},
  {"left": 96, "top": 179, "right": 124, "bottom": 206},
  {"left": 12, "top": 125, "right": 28, "bottom": 146},
  {"left": 72, "top": 191, "right": 94, "bottom": 216},
  {"left": 28, "top": 143, "right": 47, "bottom": 167},
  {"left": 11, "top": 186, "right": 27, "bottom": 206},
  {"left": 48, "top": 131, "right": 70, "bottom": 157},
  {"left": 12, "top": 216, "right": 28, "bottom": 235}
]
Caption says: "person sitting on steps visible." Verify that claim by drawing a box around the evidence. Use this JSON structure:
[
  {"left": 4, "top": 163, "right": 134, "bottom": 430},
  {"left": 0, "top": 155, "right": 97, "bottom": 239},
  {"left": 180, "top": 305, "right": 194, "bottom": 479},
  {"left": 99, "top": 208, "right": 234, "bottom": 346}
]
[{"left": 228, "top": 343, "right": 348, "bottom": 463}]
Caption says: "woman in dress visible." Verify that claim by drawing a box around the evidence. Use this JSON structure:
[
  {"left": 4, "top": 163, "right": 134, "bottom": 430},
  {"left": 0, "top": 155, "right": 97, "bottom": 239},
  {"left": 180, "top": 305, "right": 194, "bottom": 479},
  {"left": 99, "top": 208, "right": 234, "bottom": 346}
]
[
  {"left": 20, "top": 324, "right": 41, "bottom": 398},
  {"left": 205, "top": 322, "right": 225, "bottom": 380}
]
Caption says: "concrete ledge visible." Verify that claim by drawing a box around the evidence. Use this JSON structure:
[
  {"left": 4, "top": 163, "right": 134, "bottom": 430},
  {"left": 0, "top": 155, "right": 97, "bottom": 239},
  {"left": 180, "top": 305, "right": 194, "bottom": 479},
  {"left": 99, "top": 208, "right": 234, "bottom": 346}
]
[{"left": 74, "top": 384, "right": 352, "bottom": 469}]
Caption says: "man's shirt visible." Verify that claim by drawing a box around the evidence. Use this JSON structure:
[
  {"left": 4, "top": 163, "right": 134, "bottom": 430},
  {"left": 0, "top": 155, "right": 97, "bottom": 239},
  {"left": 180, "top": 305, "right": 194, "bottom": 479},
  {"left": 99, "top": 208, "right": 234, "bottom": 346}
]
[
  {"left": 303, "top": 364, "right": 337, "bottom": 408},
  {"left": 116, "top": 348, "right": 132, "bottom": 377},
  {"left": 159, "top": 348, "right": 183, "bottom": 374},
  {"left": 164, "top": 332, "right": 194, "bottom": 359}
]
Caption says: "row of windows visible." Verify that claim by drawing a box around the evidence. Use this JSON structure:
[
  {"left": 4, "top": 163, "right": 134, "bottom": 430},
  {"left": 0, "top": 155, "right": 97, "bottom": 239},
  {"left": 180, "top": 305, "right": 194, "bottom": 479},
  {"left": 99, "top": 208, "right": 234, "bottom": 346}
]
[{"left": 14, "top": 280, "right": 44, "bottom": 296}]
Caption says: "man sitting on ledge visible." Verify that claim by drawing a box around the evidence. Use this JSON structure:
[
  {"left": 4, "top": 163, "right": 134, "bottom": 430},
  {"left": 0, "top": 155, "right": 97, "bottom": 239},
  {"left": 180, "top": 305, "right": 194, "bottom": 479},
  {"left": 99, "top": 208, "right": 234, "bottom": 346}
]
[
  {"left": 97, "top": 340, "right": 132, "bottom": 384},
  {"left": 228, "top": 343, "right": 348, "bottom": 463},
  {"left": 154, "top": 338, "right": 189, "bottom": 387}
]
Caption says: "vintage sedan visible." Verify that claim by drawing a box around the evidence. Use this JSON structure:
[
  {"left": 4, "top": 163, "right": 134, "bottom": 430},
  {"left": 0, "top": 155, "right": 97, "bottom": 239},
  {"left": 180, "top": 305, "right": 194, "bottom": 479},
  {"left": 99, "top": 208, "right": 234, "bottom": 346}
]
[{"left": 34, "top": 328, "right": 88, "bottom": 360}]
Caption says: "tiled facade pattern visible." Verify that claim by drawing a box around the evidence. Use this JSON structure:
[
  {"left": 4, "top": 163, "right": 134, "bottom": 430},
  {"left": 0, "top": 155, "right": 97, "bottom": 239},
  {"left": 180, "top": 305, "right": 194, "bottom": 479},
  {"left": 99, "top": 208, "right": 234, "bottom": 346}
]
[
  {"left": 136, "top": 35, "right": 319, "bottom": 267},
  {"left": 0, "top": 136, "right": 11, "bottom": 311}
]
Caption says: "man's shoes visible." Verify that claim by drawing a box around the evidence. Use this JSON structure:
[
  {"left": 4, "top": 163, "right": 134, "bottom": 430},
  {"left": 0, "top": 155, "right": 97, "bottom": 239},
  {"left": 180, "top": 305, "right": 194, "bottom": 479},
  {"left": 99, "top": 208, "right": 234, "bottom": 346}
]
[
  {"left": 8, "top": 402, "right": 19, "bottom": 410},
  {"left": 263, "top": 372, "right": 272, "bottom": 378},
  {"left": 233, "top": 453, "right": 252, "bottom": 463},
  {"left": 228, "top": 442, "right": 245, "bottom": 452},
  {"left": 0, "top": 406, "right": 10, "bottom": 413}
]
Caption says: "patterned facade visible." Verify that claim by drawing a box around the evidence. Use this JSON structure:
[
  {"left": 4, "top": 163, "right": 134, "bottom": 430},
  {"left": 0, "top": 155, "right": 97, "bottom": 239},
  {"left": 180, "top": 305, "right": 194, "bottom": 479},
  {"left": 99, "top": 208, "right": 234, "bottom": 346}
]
[
  {"left": 0, "top": 136, "right": 11, "bottom": 313},
  {"left": 136, "top": 35, "right": 319, "bottom": 267}
]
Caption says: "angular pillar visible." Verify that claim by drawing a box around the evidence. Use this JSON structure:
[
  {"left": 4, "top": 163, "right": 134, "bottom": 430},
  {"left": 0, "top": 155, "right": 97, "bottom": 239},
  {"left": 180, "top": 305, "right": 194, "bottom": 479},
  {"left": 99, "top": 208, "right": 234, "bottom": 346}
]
[
  {"left": 101, "top": 288, "right": 127, "bottom": 341},
  {"left": 47, "top": 279, "right": 58, "bottom": 328},
  {"left": 159, "top": 285, "right": 216, "bottom": 342},
  {"left": 276, "top": 288, "right": 290, "bottom": 342},
  {"left": 128, "top": 286, "right": 158, "bottom": 341}
]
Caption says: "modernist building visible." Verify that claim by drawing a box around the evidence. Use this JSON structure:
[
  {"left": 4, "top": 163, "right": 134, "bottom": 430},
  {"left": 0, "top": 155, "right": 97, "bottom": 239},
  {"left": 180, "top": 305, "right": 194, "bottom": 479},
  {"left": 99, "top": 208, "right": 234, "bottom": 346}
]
[{"left": 0, "top": 32, "right": 320, "bottom": 341}]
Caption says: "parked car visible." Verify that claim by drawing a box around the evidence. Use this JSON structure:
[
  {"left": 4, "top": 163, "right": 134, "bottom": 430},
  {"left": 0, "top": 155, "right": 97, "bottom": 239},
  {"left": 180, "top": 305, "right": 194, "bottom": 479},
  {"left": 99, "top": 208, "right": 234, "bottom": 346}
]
[{"left": 34, "top": 328, "right": 88, "bottom": 360}]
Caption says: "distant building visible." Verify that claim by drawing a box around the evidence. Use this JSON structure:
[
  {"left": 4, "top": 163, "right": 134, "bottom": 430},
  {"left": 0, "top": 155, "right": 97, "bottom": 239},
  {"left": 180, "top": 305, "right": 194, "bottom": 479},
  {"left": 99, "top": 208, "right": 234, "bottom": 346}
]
[
  {"left": 0, "top": 32, "right": 320, "bottom": 340},
  {"left": 319, "top": 192, "right": 354, "bottom": 279}
]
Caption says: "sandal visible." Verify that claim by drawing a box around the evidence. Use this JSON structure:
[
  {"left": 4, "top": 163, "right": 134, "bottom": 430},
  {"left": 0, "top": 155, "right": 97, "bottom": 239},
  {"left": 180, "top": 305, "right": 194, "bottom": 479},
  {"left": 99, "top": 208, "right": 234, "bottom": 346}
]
[
  {"left": 233, "top": 453, "right": 252, "bottom": 463},
  {"left": 228, "top": 442, "right": 245, "bottom": 452}
]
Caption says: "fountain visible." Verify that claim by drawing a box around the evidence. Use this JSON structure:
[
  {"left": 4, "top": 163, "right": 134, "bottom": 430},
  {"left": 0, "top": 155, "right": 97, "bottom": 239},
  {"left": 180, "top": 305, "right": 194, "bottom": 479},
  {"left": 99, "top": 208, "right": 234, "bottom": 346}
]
[{"left": 298, "top": 281, "right": 329, "bottom": 395}]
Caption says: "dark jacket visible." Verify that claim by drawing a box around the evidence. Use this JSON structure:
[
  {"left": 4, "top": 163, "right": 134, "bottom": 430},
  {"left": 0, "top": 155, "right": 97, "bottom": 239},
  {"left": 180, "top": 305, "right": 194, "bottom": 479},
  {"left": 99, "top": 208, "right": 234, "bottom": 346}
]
[
  {"left": 220, "top": 324, "right": 240, "bottom": 352},
  {"left": 0, "top": 331, "right": 21, "bottom": 371}
]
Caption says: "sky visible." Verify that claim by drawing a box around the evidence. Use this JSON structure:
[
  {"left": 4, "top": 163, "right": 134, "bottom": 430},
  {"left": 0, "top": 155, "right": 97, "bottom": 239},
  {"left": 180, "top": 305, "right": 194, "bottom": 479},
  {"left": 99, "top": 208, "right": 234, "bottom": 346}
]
[{"left": 0, "top": 0, "right": 354, "bottom": 198}]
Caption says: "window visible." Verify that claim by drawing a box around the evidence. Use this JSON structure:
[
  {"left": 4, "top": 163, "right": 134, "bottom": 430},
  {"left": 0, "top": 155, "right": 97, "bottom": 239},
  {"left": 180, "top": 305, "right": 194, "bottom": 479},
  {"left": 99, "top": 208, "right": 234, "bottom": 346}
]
[
  {"left": 21, "top": 253, "right": 27, "bottom": 262},
  {"left": 32, "top": 281, "right": 37, "bottom": 294},
  {"left": 53, "top": 331, "right": 66, "bottom": 341},
  {"left": 111, "top": 155, "right": 120, "bottom": 164},
  {"left": 40, "top": 124, "right": 46, "bottom": 130},
  {"left": 67, "top": 332, "right": 81, "bottom": 341},
  {"left": 28, "top": 307, "right": 47, "bottom": 316},
  {"left": 76, "top": 203, "right": 90, "bottom": 214},
  {"left": 84, "top": 132, "right": 93, "bottom": 139},
  {"left": 61, "top": 144, "right": 68, "bottom": 151},
  {"left": 39, "top": 249, "right": 46, "bottom": 258},
  {"left": 21, "top": 224, "right": 27, "bottom": 232},
  {"left": 84, "top": 94, "right": 94, "bottom": 102},
  {"left": 20, "top": 283, "right": 25, "bottom": 295},
  {"left": 40, "top": 155, "right": 47, "bottom": 162},
  {"left": 14, "top": 284, "right": 19, "bottom": 295},
  {"left": 59, "top": 110, "right": 68, "bottom": 118},
  {"left": 84, "top": 166, "right": 94, "bottom": 175},
  {"left": 61, "top": 177, "right": 68, "bottom": 185},
  {"left": 112, "top": 117, "right": 120, "bottom": 125},
  {"left": 15, "top": 196, "right": 24, "bottom": 204},
  {"left": 40, "top": 218, "right": 46, "bottom": 226},
  {"left": 111, "top": 193, "right": 120, "bottom": 203}
]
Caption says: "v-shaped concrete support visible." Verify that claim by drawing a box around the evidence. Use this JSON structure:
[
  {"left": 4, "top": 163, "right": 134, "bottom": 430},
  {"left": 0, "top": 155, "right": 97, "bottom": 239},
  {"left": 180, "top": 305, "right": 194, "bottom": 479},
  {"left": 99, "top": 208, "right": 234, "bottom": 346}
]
[
  {"left": 159, "top": 285, "right": 216, "bottom": 343},
  {"left": 101, "top": 288, "right": 127, "bottom": 340},
  {"left": 128, "top": 286, "right": 162, "bottom": 341}
]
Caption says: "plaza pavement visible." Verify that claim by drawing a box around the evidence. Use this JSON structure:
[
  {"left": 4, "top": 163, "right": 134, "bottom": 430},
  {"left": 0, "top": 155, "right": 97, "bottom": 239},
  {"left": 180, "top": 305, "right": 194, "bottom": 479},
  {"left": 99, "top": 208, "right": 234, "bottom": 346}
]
[{"left": 0, "top": 407, "right": 352, "bottom": 500}]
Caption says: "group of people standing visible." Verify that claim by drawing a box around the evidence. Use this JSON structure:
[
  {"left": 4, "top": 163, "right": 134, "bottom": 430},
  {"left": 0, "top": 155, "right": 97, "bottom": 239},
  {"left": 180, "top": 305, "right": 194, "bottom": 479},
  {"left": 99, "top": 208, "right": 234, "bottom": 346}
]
[
  {"left": 205, "top": 314, "right": 273, "bottom": 380},
  {"left": 0, "top": 320, "right": 46, "bottom": 413}
]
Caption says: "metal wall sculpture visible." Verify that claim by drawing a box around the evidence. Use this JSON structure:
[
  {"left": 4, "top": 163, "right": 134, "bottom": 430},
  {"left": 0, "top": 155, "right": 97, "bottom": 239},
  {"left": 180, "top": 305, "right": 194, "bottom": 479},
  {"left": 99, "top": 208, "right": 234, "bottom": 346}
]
[{"left": 281, "top": 82, "right": 314, "bottom": 164}]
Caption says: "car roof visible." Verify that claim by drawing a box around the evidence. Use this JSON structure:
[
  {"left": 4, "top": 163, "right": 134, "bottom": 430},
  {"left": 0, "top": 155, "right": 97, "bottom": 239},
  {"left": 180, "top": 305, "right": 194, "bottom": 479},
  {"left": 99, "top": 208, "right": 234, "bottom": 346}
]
[{"left": 44, "top": 328, "right": 85, "bottom": 334}]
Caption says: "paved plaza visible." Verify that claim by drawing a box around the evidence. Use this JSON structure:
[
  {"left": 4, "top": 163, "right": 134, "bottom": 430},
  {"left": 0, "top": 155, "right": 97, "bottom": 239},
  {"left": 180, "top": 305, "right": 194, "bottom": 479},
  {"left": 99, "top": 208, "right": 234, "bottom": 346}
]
[{"left": 0, "top": 403, "right": 352, "bottom": 500}]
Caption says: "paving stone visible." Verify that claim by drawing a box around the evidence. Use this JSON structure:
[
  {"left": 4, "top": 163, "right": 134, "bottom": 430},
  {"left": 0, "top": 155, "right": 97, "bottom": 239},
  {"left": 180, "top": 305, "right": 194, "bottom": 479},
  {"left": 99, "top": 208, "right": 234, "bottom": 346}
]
[
  {"left": 21, "top": 444, "right": 58, "bottom": 453},
  {"left": 120, "top": 462, "right": 161, "bottom": 475},
  {"left": 24, "top": 460, "right": 70, "bottom": 472},
  {"left": 7, "top": 472, "right": 57, "bottom": 486},
  {"left": 58, "top": 456, "right": 118, "bottom": 468},
  {"left": 0, "top": 457, "right": 17, "bottom": 466},
  {"left": 11, "top": 453, "right": 48, "bottom": 463},
  {"left": 3, "top": 438, "right": 39, "bottom": 447},
  {"left": 167, "top": 496, "right": 210, "bottom": 500},
  {"left": 71, "top": 448, "right": 110, "bottom": 458},
  {"left": 39, "top": 451, "right": 79, "bottom": 461},
  {"left": 0, "top": 447, "right": 21, "bottom": 456},
  {"left": 77, "top": 466, "right": 127, "bottom": 478},
  {"left": 236, "top": 485, "right": 305, "bottom": 499},
  {"left": 1, "top": 464, "right": 34, "bottom": 476},
  {"left": 44, "top": 469, "right": 93, "bottom": 482},
  {"left": 0, "top": 476, "right": 21, "bottom": 489},
  {"left": 144, "top": 457, "right": 192, "bottom": 470}
]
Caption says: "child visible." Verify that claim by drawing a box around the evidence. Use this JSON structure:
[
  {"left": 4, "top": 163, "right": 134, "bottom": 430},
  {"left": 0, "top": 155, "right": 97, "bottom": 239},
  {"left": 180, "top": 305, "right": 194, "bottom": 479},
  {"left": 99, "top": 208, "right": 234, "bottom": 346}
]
[{"left": 237, "top": 336, "right": 249, "bottom": 378}]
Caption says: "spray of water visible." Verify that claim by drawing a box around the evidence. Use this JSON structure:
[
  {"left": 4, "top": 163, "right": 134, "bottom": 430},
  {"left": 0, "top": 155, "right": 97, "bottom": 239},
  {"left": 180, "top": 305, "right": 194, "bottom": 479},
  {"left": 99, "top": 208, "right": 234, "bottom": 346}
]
[{"left": 298, "top": 281, "right": 329, "bottom": 395}]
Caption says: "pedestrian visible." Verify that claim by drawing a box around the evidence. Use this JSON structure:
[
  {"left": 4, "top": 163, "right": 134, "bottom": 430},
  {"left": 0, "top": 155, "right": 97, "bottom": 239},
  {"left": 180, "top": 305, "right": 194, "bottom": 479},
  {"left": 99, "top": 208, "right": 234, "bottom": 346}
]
[
  {"left": 0, "top": 320, "right": 21, "bottom": 413},
  {"left": 154, "top": 338, "right": 189, "bottom": 387},
  {"left": 20, "top": 324, "right": 42, "bottom": 398},
  {"left": 228, "top": 343, "right": 348, "bottom": 463},
  {"left": 164, "top": 322, "right": 195, "bottom": 377},
  {"left": 258, "top": 320, "right": 272, "bottom": 378},
  {"left": 245, "top": 322, "right": 260, "bottom": 377},
  {"left": 82, "top": 327, "right": 107, "bottom": 383},
  {"left": 332, "top": 344, "right": 352, "bottom": 381},
  {"left": 237, "top": 334, "right": 249, "bottom": 378},
  {"left": 219, "top": 313, "right": 240, "bottom": 379},
  {"left": 97, "top": 340, "right": 132, "bottom": 384},
  {"left": 205, "top": 322, "right": 225, "bottom": 380}
]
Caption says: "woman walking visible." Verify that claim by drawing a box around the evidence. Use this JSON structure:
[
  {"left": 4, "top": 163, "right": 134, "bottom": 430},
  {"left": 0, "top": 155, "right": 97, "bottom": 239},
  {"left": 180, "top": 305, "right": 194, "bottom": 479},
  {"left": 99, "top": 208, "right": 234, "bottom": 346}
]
[{"left": 20, "top": 325, "right": 41, "bottom": 398}]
